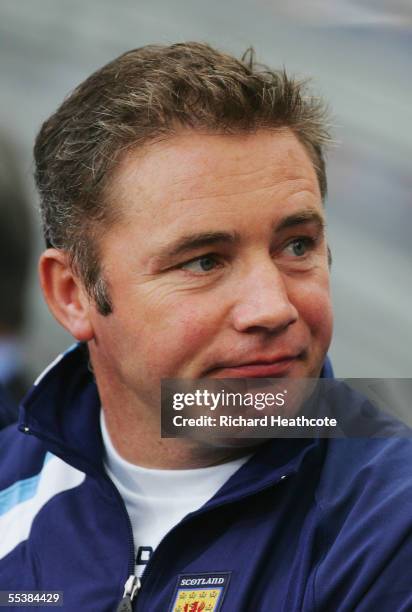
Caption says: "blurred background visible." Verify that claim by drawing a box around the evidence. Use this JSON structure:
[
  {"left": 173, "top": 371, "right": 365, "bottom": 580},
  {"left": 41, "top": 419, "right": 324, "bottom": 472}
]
[{"left": 0, "top": 0, "right": 411, "bottom": 397}]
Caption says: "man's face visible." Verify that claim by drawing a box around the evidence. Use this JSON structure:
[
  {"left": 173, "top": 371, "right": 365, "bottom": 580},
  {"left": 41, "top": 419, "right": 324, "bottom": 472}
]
[{"left": 88, "top": 129, "right": 333, "bottom": 413}]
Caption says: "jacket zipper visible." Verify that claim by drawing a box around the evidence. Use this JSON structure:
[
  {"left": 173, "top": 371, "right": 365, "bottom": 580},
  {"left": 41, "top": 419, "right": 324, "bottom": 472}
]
[
  {"left": 116, "top": 574, "right": 141, "bottom": 611},
  {"left": 127, "top": 471, "right": 294, "bottom": 609},
  {"left": 20, "top": 427, "right": 140, "bottom": 610}
]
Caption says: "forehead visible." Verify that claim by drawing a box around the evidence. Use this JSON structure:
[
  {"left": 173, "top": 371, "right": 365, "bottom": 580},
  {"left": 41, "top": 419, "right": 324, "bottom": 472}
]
[
  {"left": 111, "top": 129, "right": 319, "bottom": 197},
  {"left": 104, "top": 129, "right": 323, "bottom": 244}
]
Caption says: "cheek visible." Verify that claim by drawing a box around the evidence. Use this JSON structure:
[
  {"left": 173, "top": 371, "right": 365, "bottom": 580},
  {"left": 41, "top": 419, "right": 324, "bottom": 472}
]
[
  {"left": 142, "top": 304, "right": 217, "bottom": 372},
  {"left": 293, "top": 280, "right": 334, "bottom": 345}
]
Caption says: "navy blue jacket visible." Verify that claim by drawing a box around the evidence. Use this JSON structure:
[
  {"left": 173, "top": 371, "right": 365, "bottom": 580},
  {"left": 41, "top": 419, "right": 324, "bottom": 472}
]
[
  {"left": 1, "top": 345, "right": 412, "bottom": 611},
  {"left": 0, "top": 384, "right": 19, "bottom": 429}
]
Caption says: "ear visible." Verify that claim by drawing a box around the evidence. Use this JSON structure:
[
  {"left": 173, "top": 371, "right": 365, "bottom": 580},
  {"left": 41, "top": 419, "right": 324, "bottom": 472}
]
[{"left": 39, "top": 249, "right": 94, "bottom": 342}]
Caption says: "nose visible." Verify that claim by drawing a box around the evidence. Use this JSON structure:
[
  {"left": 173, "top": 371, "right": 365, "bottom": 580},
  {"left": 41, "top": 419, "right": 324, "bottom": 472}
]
[{"left": 231, "top": 259, "right": 298, "bottom": 334}]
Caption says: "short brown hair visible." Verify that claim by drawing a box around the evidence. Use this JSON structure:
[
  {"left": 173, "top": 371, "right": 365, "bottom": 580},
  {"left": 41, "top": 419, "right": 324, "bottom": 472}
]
[{"left": 34, "top": 42, "right": 332, "bottom": 315}]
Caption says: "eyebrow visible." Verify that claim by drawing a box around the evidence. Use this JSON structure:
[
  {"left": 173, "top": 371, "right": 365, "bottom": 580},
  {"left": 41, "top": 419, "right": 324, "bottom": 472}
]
[
  {"left": 275, "top": 210, "right": 325, "bottom": 232},
  {"left": 152, "top": 231, "right": 239, "bottom": 263},
  {"left": 151, "top": 209, "right": 325, "bottom": 263}
]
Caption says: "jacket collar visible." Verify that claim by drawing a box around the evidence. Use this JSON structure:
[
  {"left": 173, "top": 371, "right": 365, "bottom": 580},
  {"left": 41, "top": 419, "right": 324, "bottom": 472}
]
[
  {"left": 20, "top": 344, "right": 333, "bottom": 495},
  {"left": 20, "top": 345, "right": 102, "bottom": 476}
]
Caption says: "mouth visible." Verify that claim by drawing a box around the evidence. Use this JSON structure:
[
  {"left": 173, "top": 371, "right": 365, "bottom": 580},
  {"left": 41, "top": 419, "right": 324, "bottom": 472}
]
[{"left": 206, "top": 353, "right": 305, "bottom": 378}]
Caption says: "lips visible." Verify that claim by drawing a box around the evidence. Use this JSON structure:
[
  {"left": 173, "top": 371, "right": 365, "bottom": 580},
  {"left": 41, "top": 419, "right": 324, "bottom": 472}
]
[{"left": 207, "top": 353, "right": 304, "bottom": 378}]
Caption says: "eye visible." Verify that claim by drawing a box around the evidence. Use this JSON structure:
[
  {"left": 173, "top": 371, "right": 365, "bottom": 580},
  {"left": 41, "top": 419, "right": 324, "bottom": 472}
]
[
  {"left": 284, "top": 237, "right": 315, "bottom": 257},
  {"left": 180, "top": 255, "right": 220, "bottom": 273}
]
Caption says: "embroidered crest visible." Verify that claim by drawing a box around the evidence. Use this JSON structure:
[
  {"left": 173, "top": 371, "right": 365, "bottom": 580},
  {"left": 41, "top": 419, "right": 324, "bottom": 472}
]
[{"left": 170, "top": 572, "right": 231, "bottom": 612}]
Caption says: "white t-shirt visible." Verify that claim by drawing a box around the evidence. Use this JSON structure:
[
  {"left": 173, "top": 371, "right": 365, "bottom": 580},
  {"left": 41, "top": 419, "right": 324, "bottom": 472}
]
[{"left": 101, "top": 411, "right": 250, "bottom": 577}]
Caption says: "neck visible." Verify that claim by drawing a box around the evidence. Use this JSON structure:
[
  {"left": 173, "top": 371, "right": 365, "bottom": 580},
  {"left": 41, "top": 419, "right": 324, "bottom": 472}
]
[
  {"left": 91, "top": 348, "right": 259, "bottom": 469},
  {"left": 102, "top": 404, "right": 256, "bottom": 469}
]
